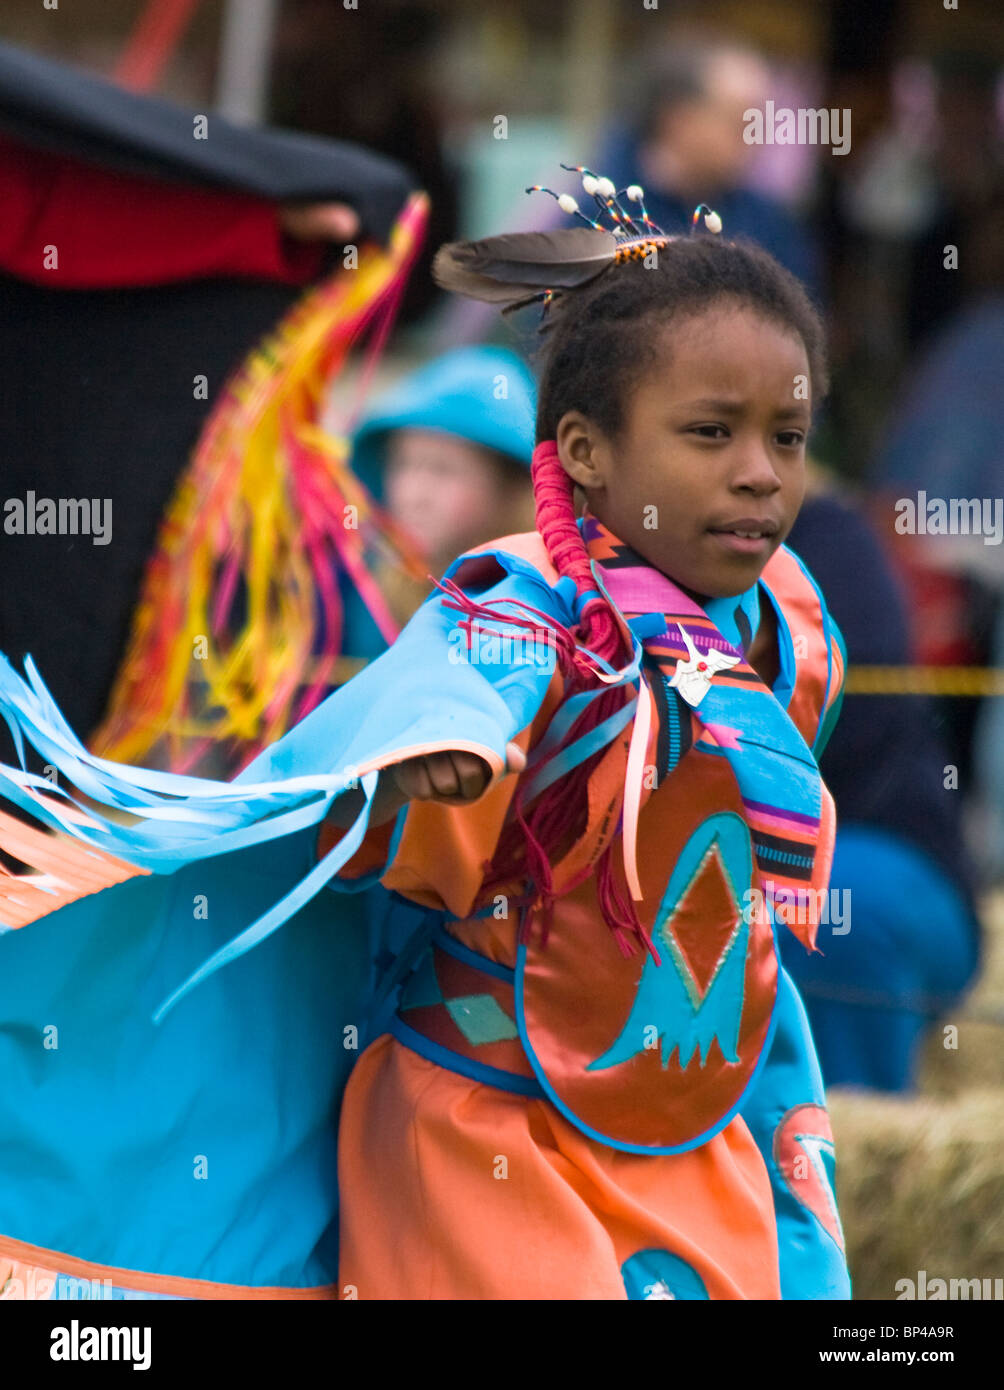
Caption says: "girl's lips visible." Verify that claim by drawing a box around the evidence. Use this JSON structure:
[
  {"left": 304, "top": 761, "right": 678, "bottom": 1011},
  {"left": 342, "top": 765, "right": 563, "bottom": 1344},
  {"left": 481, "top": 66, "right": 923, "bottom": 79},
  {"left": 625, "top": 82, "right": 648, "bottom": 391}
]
[{"left": 706, "top": 529, "right": 775, "bottom": 555}]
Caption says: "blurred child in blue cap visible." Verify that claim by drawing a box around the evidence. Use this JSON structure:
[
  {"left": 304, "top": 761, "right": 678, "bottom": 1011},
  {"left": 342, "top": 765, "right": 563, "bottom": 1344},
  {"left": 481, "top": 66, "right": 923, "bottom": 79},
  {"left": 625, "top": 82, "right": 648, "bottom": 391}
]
[{"left": 348, "top": 345, "right": 537, "bottom": 634}]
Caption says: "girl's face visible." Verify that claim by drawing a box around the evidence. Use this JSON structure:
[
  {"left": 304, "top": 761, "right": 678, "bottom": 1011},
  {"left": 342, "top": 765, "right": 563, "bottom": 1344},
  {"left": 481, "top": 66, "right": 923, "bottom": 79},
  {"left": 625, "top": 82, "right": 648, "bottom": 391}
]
[{"left": 556, "top": 303, "right": 812, "bottom": 599}]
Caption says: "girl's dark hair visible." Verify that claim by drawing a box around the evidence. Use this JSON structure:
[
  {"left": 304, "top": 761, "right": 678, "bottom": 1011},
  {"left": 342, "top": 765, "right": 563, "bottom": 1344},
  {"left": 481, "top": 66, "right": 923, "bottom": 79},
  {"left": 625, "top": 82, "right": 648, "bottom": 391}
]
[{"left": 534, "top": 234, "right": 827, "bottom": 443}]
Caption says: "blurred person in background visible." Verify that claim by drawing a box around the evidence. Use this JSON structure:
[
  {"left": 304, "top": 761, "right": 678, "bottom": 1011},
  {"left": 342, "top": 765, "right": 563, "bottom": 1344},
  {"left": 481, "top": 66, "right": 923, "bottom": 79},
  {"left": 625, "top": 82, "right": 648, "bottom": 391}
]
[
  {"left": 870, "top": 194, "right": 1004, "bottom": 881},
  {"left": 818, "top": 45, "right": 1003, "bottom": 477},
  {"left": 601, "top": 38, "right": 820, "bottom": 294},
  {"left": 347, "top": 345, "right": 538, "bottom": 633},
  {"left": 782, "top": 467, "right": 982, "bottom": 1092},
  {"left": 0, "top": 38, "right": 409, "bottom": 766},
  {"left": 902, "top": 53, "right": 1004, "bottom": 350}
]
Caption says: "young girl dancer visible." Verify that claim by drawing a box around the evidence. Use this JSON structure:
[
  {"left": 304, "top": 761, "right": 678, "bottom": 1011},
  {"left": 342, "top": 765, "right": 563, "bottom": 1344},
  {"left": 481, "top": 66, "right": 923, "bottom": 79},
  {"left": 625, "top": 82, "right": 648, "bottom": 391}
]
[
  {"left": 326, "top": 178, "right": 850, "bottom": 1299},
  {"left": 0, "top": 174, "right": 847, "bottom": 1302}
]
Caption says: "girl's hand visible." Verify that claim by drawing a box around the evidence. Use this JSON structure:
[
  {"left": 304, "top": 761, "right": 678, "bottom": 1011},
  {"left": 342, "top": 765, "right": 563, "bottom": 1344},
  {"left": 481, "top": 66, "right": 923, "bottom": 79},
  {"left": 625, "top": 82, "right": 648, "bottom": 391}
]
[
  {"left": 391, "top": 742, "right": 527, "bottom": 805},
  {"left": 324, "top": 743, "right": 527, "bottom": 829}
]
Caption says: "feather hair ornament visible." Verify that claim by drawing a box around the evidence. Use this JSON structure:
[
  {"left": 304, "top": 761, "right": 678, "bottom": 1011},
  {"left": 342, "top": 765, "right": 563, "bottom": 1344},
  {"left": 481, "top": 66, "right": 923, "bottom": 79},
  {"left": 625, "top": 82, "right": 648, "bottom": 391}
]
[
  {"left": 91, "top": 192, "right": 431, "bottom": 778},
  {"left": 433, "top": 167, "right": 721, "bottom": 315},
  {"left": 431, "top": 227, "right": 619, "bottom": 304}
]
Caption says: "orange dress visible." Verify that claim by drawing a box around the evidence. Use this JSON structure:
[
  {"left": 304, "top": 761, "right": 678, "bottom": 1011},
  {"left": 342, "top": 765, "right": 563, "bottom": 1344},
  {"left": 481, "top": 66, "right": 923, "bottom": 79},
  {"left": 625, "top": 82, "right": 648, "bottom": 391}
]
[
  {"left": 330, "top": 533, "right": 846, "bottom": 1301},
  {"left": 335, "top": 747, "right": 780, "bottom": 1300}
]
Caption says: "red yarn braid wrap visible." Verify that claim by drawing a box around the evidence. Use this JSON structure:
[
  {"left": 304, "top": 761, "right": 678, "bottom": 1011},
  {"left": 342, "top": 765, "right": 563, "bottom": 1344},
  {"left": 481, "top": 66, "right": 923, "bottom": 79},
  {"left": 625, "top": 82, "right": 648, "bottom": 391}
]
[{"left": 442, "top": 439, "right": 652, "bottom": 957}]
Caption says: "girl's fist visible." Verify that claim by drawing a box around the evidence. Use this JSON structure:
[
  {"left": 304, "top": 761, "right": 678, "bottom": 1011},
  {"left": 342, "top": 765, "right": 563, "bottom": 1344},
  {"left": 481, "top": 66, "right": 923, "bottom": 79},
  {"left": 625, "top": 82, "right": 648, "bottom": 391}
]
[{"left": 391, "top": 742, "right": 526, "bottom": 804}]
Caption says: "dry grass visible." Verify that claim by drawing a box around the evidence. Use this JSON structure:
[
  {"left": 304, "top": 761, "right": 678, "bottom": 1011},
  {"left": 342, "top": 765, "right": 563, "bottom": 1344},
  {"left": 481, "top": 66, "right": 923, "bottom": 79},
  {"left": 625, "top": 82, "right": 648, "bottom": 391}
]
[
  {"left": 829, "top": 891, "right": 1004, "bottom": 1300},
  {"left": 919, "top": 888, "right": 1004, "bottom": 1096},
  {"left": 830, "top": 1089, "right": 1004, "bottom": 1299}
]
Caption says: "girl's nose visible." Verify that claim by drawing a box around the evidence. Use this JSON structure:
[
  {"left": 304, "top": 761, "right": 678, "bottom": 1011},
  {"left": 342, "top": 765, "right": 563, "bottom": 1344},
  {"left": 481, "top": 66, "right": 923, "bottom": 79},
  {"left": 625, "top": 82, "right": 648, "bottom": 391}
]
[{"left": 731, "top": 447, "right": 782, "bottom": 494}]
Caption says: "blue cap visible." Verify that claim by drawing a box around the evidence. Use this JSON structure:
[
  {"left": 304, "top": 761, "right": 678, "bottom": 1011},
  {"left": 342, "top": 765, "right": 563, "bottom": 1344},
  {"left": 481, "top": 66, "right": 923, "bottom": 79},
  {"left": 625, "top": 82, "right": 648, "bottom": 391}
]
[{"left": 349, "top": 346, "right": 537, "bottom": 501}]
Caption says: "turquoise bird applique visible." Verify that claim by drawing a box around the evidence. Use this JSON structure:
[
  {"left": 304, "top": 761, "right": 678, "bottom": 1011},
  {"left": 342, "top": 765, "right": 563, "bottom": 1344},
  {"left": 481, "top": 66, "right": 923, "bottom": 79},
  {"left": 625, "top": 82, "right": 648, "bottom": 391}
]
[{"left": 589, "top": 813, "right": 753, "bottom": 1072}]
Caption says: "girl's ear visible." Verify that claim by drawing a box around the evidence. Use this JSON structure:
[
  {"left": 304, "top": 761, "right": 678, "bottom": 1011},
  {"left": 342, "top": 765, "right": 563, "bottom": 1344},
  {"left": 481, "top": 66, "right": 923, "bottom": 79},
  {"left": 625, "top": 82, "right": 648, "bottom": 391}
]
[{"left": 555, "top": 411, "right": 609, "bottom": 492}]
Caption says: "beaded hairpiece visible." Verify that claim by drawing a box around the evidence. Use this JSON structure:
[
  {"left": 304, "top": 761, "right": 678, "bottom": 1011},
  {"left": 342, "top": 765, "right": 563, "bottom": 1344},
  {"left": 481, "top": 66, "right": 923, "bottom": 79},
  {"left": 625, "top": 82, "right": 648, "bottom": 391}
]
[{"left": 432, "top": 164, "right": 721, "bottom": 316}]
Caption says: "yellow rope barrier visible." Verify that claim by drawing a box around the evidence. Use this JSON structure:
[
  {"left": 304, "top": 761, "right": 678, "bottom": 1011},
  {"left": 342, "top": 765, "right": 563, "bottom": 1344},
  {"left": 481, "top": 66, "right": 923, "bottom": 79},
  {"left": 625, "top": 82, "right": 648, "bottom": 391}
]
[
  {"left": 288, "top": 661, "right": 1004, "bottom": 697},
  {"left": 845, "top": 667, "right": 1004, "bottom": 696}
]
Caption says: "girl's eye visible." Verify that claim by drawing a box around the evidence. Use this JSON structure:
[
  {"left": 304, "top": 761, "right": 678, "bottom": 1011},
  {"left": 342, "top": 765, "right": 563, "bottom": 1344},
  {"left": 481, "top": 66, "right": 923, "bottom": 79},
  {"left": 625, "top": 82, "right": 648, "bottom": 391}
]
[
  {"left": 776, "top": 431, "right": 806, "bottom": 448},
  {"left": 689, "top": 424, "right": 730, "bottom": 440}
]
